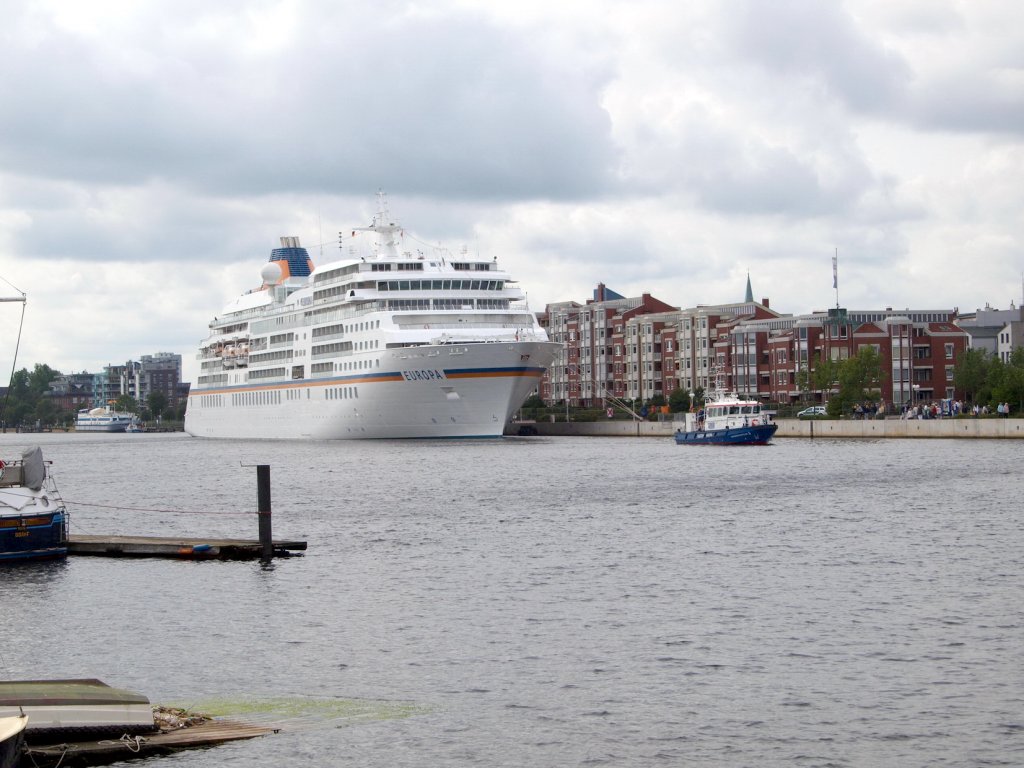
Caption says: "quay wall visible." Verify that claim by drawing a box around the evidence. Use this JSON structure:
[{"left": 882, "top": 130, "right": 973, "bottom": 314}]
[{"left": 511, "top": 418, "right": 1024, "bottom": 439}]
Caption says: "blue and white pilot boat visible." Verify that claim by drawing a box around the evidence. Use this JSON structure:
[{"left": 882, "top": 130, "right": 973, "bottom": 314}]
[
  {"left": 0, "top": 447, "right": 69, "bottom": 562},
  {"left": 674, "top": 389, "right": 777, "bottom": 446}
]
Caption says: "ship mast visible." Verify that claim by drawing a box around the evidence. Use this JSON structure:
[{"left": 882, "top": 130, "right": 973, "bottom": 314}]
[{"left": 352, "top": 190, "right": 402, "bottom": 260}]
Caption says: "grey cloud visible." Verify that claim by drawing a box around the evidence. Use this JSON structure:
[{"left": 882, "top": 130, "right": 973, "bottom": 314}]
[
  {"left": 655, "top": 105, "right": 875, "bottom": 217},
  {"left": 722, "top": 0, "right": 1024, "bottom": 137},
  {"left": 724, "top": 0, "right": 912, "bottom": 112},
  {"left": 691, "top": 143, "right": 863, "bottom": 216},
  {"left": 908, "top": 71, "right": 1024, "bottom": 135},
  {"left": 0, "top": 5, "right": 618, "bottom": 201}
]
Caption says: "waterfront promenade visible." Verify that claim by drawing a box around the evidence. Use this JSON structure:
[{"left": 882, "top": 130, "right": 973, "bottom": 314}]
[{"left": 512, "top": 417, "right": 1024, "bottom": 438}]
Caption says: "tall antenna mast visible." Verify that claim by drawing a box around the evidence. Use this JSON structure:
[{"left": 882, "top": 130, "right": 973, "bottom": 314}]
[{"left": 832, "top": 248, "right": 840, "bottom": 309}]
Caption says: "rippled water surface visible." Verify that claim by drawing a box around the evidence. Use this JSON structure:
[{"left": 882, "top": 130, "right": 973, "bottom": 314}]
[{"left": 1, "top": 433, "right": 1022, "bottom": 767}]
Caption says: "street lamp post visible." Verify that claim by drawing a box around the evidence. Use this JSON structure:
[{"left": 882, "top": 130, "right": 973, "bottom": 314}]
[{"left": 565, "top": 363, "right": 577, "bottom": 422}]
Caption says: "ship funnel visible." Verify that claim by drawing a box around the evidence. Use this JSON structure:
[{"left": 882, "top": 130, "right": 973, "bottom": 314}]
[{"left": 267, "top": 236, "right": 314, "bottom": 278}]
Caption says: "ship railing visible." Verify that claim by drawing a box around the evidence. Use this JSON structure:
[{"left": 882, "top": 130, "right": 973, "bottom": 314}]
[{"left": 432, "top": 331, "right": 545, "bottom": 345}]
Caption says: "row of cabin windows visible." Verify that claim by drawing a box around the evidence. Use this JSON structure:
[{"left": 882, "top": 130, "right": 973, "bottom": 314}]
[
  {"left": 311, "top": 320, "right": 381, "bottom": 337},
  {"left": 382, "top": 299, "right": 510, "bottom": 310},
  {"left": 326, "top": 387, "right": 360, "bottom": 399},
  {"left": 369, "top": 263, "right": 424, "bottom": 272},
  {"left": 225, "top": 386, "right": 364, "bottom": 405},
  {"left": 233, "top": 390, "right": 283, "bottom": 406},
  {"left": 377, "top": 279, "right": 504, "bottom": 291}
]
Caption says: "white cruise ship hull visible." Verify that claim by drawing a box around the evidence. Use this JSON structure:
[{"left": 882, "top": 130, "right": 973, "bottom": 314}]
[{"left": 185, "top": 340, "right": 558, "bottom": 440}]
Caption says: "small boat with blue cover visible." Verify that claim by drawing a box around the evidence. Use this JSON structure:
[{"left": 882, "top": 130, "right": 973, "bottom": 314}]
[
  {"left": 0, "top": 447, "right": 69, "bottom": 562},
  {"left": 674, "top": 390, "right": 777, "bottom": 446}
]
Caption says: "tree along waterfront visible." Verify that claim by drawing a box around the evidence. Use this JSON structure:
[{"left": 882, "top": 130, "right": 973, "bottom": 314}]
[{"left": 1, "top": 363, "right": 186, "bottom": 430}]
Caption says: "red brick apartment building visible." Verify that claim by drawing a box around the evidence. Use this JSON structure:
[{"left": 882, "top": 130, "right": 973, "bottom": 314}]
[
  {"left": 540, "top": 285, "right": 969, "bottom": 409},
  {"left": 733, "top": 307, "right": 969, "bottom": 408}
]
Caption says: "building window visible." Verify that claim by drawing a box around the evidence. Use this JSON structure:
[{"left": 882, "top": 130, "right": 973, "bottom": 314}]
[{"left": 945, "top": 343, "right": 954, "bottom": 359}]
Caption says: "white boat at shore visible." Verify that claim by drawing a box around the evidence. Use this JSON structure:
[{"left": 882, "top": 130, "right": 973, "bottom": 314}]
[
  {"left": 75, "top": 407, "right": 133, "bottom": 432},
  {"left": 0, "top": 714, "right": 27, "bottom": 768},
  {"left": 184, "top": 193, "right": 559, "bottom": 440},
  {"left": 0, "top": 679, "right": 154, "bottom": 740}
]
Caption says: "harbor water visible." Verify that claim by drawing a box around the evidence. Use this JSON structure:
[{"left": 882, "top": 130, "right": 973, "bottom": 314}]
[{"left": 1, "top": 433, "right": 1022, "bottom": 767}]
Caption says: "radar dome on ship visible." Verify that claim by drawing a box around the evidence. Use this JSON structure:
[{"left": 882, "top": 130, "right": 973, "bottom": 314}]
[{"left": 260, "top": 261, "right": 283, "bottom": 285}]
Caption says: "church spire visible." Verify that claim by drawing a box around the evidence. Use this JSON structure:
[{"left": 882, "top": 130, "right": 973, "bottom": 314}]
[{"left": 744, "top": 272, "right": 753, "bottom": 303}]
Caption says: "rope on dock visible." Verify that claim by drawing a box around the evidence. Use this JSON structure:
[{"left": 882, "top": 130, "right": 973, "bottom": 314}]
[{"left": 96, "top": 735, "right": 145, "bottom": 753}]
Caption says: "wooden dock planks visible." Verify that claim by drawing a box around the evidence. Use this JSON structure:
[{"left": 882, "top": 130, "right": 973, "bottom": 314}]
[
  {"left": 68, "top": 535, "right": 306, "bottom": 560},
  {"left": 23, "top": 719, "right": 277, "bottom": 766}
]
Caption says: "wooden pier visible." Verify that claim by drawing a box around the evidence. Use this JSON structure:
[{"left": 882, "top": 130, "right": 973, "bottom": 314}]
[
  {"left": 68, "top": 535, "right": 306, "bottom": 560},
  {"left": 22, "top": 719, "right": 277, "bottom": 767},
  {"left": 60, "top": 465, "right": 306, "bottom": 560}
]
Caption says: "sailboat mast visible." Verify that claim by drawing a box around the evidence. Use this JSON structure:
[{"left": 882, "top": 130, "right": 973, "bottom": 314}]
[{"left": 0, "top": 290, "right": 27, "bottom": 425}]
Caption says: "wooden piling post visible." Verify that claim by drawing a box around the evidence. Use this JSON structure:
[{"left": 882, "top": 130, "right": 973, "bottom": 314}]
[{"left": 257, "top": 464, "right": 273, "bottom": 560}]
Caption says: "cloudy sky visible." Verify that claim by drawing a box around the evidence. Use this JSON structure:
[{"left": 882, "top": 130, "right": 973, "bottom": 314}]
[{"left": 1, "top": 0, "right": 1022, "bottom": 383}]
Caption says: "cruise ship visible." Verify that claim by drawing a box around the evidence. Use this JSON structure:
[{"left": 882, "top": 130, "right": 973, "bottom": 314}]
[{"left": 184, "top": 195, "right": 559, "bottom": 439}]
